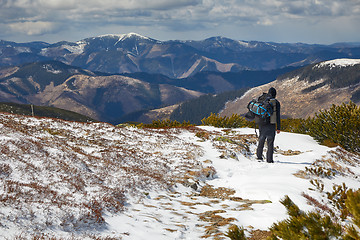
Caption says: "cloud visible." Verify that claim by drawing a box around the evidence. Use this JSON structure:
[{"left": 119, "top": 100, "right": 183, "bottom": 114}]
[
  {"left": 0, "top": 0, "right": 359, "bottom": 43},
  {"left": 37, "top": 0, "right": 78, "bottom": 10},
  {"left": 8, "top": 21, "right": 57, "bottom": 35}
]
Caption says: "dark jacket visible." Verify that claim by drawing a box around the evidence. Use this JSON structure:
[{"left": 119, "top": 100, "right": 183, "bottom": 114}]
[
  {"left": 273, "top": 99, "right": 281, "bottom": 131},
  {"left": 257, "top": 98, "right": 280, "bottom": 131}
]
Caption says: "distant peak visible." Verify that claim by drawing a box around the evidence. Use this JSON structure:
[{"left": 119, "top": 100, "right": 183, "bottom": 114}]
[
  {"left": 315, "top": 58, "right": 360, "bottom": 69},
  {"left": 96, "top": 33, "right": 151, "bottom": 41}
]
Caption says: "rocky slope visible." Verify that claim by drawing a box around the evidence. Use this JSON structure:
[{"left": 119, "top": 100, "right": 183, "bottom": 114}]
[{"left": 221, "top": 59, "right": 360, "bottom": 119}]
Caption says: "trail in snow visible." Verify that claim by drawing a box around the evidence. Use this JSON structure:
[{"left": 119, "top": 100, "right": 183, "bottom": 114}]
[{"left": 103, "top": 127, "right": 360, "bottom": 239}]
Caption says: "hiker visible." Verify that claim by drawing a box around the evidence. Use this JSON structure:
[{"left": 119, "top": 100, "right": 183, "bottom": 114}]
[{"left": 255, "top": 87, "right": 281, "bottom": 163}]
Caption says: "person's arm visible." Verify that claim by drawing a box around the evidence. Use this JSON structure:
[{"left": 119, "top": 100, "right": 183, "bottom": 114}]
[{"left": 276, "top": 100, "right": 281, "bottom": 133}]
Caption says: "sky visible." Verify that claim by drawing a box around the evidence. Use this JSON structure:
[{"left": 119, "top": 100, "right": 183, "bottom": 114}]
[{"left": 0, "top": 0, "right": 360, "bottom": 44}]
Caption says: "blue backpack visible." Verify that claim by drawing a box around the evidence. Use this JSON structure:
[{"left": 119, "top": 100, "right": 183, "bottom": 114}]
[{"left": 247, "top": 93, "right": 274, "bottom": 120}]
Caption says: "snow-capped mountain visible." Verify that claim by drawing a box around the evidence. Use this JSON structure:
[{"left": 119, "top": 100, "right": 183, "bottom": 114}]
[
  {"left": 1, "top": 34, "right": 359, "bottom": 78},
  {"left": 221, "top": 58, "right": 360, "bottom": 119}
]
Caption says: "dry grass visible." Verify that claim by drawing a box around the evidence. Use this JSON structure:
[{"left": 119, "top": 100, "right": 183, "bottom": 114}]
[
  {"left": 0, "top": 112, "right": 204, "bottom": 238},
  {"left": 276, "top": 149, "right": 302, "bottom": 156},
  {"left": 291, "top": 145, "right": 360, "bottom": 224},
  {"left": 302, "top": 192, "right": 334, "bottom": 215},
  {"left": 199, "top": 185, "right": 236, "bottom": 199},
  {"left": 294, "top": 147, "right": 360, "bottom": 180},
  {"left": 199, "top": 210, "right": 237, "bottom": 239},
  {"left": 248, "top": 229, "right": 272, "bottom": 240},
  {"left": 190, "top": 183, "right": 271, "bottom": 239}
]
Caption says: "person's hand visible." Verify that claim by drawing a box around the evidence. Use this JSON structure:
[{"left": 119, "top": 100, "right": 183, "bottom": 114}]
[{"left": 276, "top": 130, "right": 281, "bottom": 134}]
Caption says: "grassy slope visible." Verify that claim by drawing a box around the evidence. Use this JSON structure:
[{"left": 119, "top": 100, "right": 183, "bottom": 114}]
[{"left": 0, "top": 102, "right": 95, "bottom": 123}]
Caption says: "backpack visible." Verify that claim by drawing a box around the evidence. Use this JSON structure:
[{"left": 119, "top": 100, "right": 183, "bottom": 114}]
[{"left": 247, "top": 93, "right": 274, "bottom": 124}]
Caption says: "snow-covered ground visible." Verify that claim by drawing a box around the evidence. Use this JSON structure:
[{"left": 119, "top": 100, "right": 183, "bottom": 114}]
[{"left": 0, "top": 113, "right": 359, "bottom": 239}]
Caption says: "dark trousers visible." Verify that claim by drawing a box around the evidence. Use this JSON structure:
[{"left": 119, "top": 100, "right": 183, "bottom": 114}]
[{"left": 256, "top": 124, "right": 276, "bottom": 163}]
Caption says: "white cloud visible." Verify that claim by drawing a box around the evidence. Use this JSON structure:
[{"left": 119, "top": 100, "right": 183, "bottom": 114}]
[
  {"left": 0, "top": 0, "right": 359, "bottom": 43},
  {"left": 37, "top": 0, "right": 78, "bottom": 10},
  {"left": 9, "top": 21, "right": 56, "bottom": 35}
]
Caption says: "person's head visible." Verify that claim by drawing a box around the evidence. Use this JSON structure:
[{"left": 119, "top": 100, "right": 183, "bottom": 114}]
[{"left": 268, "top": 87, "right": 277, "bottom": 98}]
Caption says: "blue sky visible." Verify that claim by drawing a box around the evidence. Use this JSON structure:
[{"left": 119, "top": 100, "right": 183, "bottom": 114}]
[{"left": 1, "top": 0, "right": 359, "bottom": 44}]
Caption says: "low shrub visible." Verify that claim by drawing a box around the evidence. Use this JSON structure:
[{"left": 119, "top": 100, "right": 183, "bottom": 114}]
[
  {"left": 225, "top": 225, "right": 247, "bottom": 240},
  {"left": 269, "top": 189, "right": 360, "bottom": 240},
  {"left": 305, "top": 101, "right": 360, "bottom": 153},
  {"left": 138, "top": 119, "right": 193, "bottom": 128},
  {"left": 269, "top": 195, "right": 342, "bottom": 239},
  {"left": 280, "top": 118, "right": 308, "bottom": 133},
  {"left": 344, "top": 189, "right": 360, "bottom": 240},
  {"left": 201, "top": 113, "right": 249, "bottom": 128}
]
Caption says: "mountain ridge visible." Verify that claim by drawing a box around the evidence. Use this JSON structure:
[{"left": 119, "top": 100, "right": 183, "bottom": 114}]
[
  {"left": 221, "top": 58, "right": 360, "bottom": 119},
  {"left": 0, "top": 61, "right": 203, "bottom": 123},
  {"left": 0, "top": 60, "right": 293, "bottom": 123},
  {"left": 2, "top": 33, "right": 360, "bottom": 78}
]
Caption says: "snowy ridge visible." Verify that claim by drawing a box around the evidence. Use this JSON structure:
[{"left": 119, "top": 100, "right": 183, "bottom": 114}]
[
  {"left": 97, "top": 32, "right": 152, "bottom": 42},
  {"left": 315, "top": 58, "right": 360, "bottom": 69},
  {"left": 237, "top": 40, "right": 251, "bottom": 48},
  {"left": 64, "top": 41, "right": 87, "bottom": 54},
  {"left": 0, "top": 113, "right": 360, "bottom": 239}
]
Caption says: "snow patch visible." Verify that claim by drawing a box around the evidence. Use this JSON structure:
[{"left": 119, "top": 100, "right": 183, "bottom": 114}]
[
  {"left": 237, "top": 40, "right": 250, "bottom": 47},
  {"left": 14, "top": 47, "right": 31, "bottom": 53},
  {"left": 63, "top": 41, "right": 87, "bottom": 54},
  {"left": 42, "top": 64, "right": 62, "bottom": 74},
  {"left": 315, "top": 58, "right": 360, "bottom": 69}
]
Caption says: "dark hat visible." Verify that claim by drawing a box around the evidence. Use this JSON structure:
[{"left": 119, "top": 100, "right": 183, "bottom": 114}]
[{"left": 268, "top": 87, "right": 277, "bottom": 98}]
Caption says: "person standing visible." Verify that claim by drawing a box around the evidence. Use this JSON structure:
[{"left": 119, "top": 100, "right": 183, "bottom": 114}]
[{"left": 256, "top": 87, "right": 281, "bottom": 163}]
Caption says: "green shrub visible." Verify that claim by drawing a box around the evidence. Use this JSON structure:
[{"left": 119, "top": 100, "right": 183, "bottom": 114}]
[
  {"left": 305, "top": 102, "right": 360, "bottom": 153},
  {"left": 225, "top": 225, "right": 247, "bottom": 240},
  {"left": 201, "top": 113, "right": 249, "bottom": 128},
  {"left": 270, "top": 189, "right": 360, "bottom": 240},
  {"left": 326, "top": 183, "right": 349, "bottom": 220},
  {"left": 269, "top": 195, "right": 343, "bottom": 240},
  {"left": 138, "top": 119, "right": 193, "bottom": 128},
  {"left": 280, "top": 118, "right": 308, "bottom": 134},
  {"left": 344, "top": 189, "right": 360, "bottom": 240}
]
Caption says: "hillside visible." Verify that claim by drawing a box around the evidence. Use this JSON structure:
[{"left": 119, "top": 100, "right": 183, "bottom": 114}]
[
  {"left": 0, "top": 113, "right": 359, "bottom": 239},
  {"left": 0, "top": 102, "right": 95, "bottom": 122},
  {"left": 0, "top": 61, "right": 294, "bottom": 124},
  {"left": 0, "top": 61, "right": 203, "bottom": 123},
  {"left": 1, "top": 34, "right": 360, "bottom": 78},
  {"left": 221, "top": 59, "right": 360, "bottom": 119}
]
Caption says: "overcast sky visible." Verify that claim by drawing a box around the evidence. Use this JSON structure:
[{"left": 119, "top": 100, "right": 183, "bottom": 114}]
[{"left": 0, "top": 0, "right": 359, "bottom": 44}]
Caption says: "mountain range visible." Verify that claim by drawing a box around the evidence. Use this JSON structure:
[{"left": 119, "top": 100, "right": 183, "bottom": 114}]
[
  {"left": 1, "top": 33, "right": 360, "bottom": 123},
  {"left": 1, "top": 33, "right": 360, "bottom": 78},
  {"left": 0, "top": 60, "right": 293, "bottom": 123},
  {"left": 0, "top": 61, "right": 203, "bottom": 123}
]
